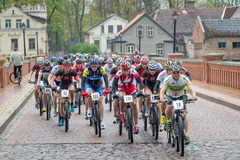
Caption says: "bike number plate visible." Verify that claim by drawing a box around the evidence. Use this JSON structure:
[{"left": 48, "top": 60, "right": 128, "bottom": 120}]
[
  {"left": 150, "top": 94, "right": 158, "bottom": 103},
  {"left": 61, "top": 90, "right": 69, "bottom": 98},
  {"left": 173, "top": 100, "right": 184, "bottom": 110},
  {"left": 45, "top": 88, "right": 51, "bottom": 94},
  {"left": 124, "top": 95, "right": 133, "bottom": 103},
  {"left": 91, "top": 92, "right": 100, "bottom": 101}
]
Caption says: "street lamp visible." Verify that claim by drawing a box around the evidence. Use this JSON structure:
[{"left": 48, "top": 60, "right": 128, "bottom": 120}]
[
  {"left": 137, "top": 25, "right": 142, "bottom": 52},
  {"left": 22, "top": 23, "right": 26, "bottom": 57},
  {"left": 35, "top": 32, "right": 39, "bottom": 55},
  {"left": 172, "top": 11, "right": 178, "bottom": 53},
  {"left": 119, "top": 33, "right": 122, "bottom": 53}
]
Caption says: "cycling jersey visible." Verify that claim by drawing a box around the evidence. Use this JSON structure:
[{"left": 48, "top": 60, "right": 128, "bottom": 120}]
[
  {"left": 136, "top": 64, "right": 147, "bottom": 76},
  {"left": 54, "top": 69, "right": 79, "bottom": 89},
  {"left": 32, "top": 64, "right": 41, "bottom": 79},
  {"left": 157, "top": 63, "right": 163, "bottom": 71},
  {"left": 99, "top": 62, "right": 106, "bottom": 67},
  {"left": 162, "top": 75, "right": 191, "bottom": 98},
  {"left": 51, "top": 65, "right": 61, "bottom": 82},
  {"left": 104, "top": 63, "right": 116, "bottom": 76},
  {"left": 133, "top": 59, "right": 140, "bottom": 66},
  {"left": 181, "top": 67, "right": 192, "bottom": 81},
  {"left": 109, "top": 67, "right": 119, "bottom": 76},
  {"left": 39, "top": 66, "right": 53, "bottom": 85},
  {"left": 73, "top": 64, "right": 85, "bottom": 80},
  {"left": 157, "top": 70, "right": 169, "bottom": 88},
  {"left": 141, "top": 70, "right": 160, "bottom": 91}
]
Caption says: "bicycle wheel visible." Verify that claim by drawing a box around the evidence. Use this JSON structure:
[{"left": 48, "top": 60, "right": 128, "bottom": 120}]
[
  {"left": 39, "top": 93, "right": 43, "bottom": 116},
  {"left": 143, "top": 101, "right": 147, "bottom": 131},
  {"left": 77, "top": 92, "right": 81, "bottom": 114},
  {"left": 128, "top": 107, "right": 133, "bottom": 143},
  {"left": 118, "top": 105, "right": 122, "bottom": 135},
  {"left": 178, "top": 116, "right": 185, "bottom": 156},
  {"left": 109, "top": 93, "right": 112, "bottom": 111},
  {"left": 96, "top": 103, "right": 101, "bottom": 137},
  {"left": 9, "top": 72, "right": 19, "bottom": 84},
  {"left": 154, "top": 106, "right": 159, "bottom": 140},
  {"left": 93, "top": 105, "right": 98, "bottom": 135},
  {"left": 174, "top": 121, "right": 179, "bottom": 150},
  {"left": 150, "top": 109, "right": 155, "bottom": 137},
  {"left": 17, "top": 72, "right": 21, "bottom": 85},
  {"left": 46, "top": 95, "right": 50, "bottom": 120},
  {"left": 65, "top": 101, "right": 69, "bottom": 132}
]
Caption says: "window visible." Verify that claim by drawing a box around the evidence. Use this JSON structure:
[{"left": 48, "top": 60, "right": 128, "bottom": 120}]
[
  {"left": 232, "top": 42, "right": 240, "bottom": 48},
  {"left": 218, "top": 42, "right": 226, "bottom": 49},
  {"left": 101, "top": 25, "right": 104, "bottom": 33},
  {"left": 11, "top": 39, "right": 18, "bottom": 50},
  {"left": 12, "top": 10, "right": 15, "bottom": 14},
  {"left": 127, "top": 44, "right": 134, "bottom": 53},
  {"left": 156, "top": 44, "right": 164, "bottom": 56},
  {"left": 194, "top": 42, "right": 202, "bottom": 50},
  {"left": 137, "top": 27, "right": 143, "bottom": 37},
  {"left": 29, "top": 38, "right": 35, "bottom": 50},
  {"left": 147, "top": 27, "right": 154, "bottom": 37},
  {"left": 27, "top": 19, "right": 30, "bottom": 28},
  {"left": 117, "top": 25, "right": 122, "bottom": 32},
  {"left": 108, "top": 25, "right": 113, "bottom": 33},
  {"left": 5, "top": 19, "right": 11, "bottom": 28},
  {"left": 107, "top": 40, "right": 111, "bottom": 49},
  {"left": 16, "top": 19, "right": 22, "bottom": 29},
  {"left": 94, "top": 40, "right": 100, "bottom": 49}
]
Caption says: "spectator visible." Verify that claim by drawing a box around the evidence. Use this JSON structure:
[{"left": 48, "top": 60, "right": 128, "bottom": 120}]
[{"left": 9, "top": 48, "right": 24, "bottom": 78}]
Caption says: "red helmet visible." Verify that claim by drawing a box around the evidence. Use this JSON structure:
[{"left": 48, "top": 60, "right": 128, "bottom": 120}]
[
  {"left": 123, "top": 56, "right": 129, "bottom": 60},
  {"left": 140, "top": 56, "right": 149, "bottom": 64},
  {"left": 121, "top": 61, "right": 130, "bottom": 70}
]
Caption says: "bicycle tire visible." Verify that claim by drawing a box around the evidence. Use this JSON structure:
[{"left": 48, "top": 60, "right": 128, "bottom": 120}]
[
  {"left": 78, "top": 92, "right": 81, "bottom": 115},
  {"left": 150, "top": 109, "right": 155, "bottom": 137},
  {"left": 143, "top": 101, "right": 147, "bottom": 131},
  {"left": 96, "top": 103, "right": 101, "bottom": 137},
  {"left": 46, "top": 95, "right": 50, "bottom": 120},
  {"left": 174, "top": 121, "right": 179, "bottom": 151},
  {"left": 65, "top": 101, "right": 69, "bottom": 132},
  {"left": 178, "top": 116, "right": 184, "bottom": 156},
  {"left": 93, "top": 105, "right": 98, "bottom": 135},
  {"left": 17, "top": 72, "right": 21, "bottom": 85},
  {"left": 154, "top": 106, "right": 159, "bottom": 140},
  {"left": 39, "top": 92, "right": 43, "bottom": 116},
  {"left": 167, "top": 130, "right": 171, "bottom": 144},
  {"left": 118, "top": 104, "right": 122, "bottom": 135},
  {"left": 9, "top": 72, "right": 19, "bottom": 84},
  {"left": 109, "top": 93, "right": 112, "bottom": 111},
  {"left": 128, "top": 107, "right": 133, "bottom": 143}
]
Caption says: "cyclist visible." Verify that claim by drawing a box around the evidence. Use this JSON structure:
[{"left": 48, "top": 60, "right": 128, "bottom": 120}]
[
  {"left": 37, "top": 60, "right": 53, "bottom": 112},
  {"left": 112, "top": 54, "right": 117, "bottom": 62},
  {"left": 104, "top": 58, "right": 116, "bottom": 76},
  {"left": 111, "top": 61, "right": 144, "bottom": 134},
  {"left": 141, "top": 60, "right": 161, "bottom": 116},
  {"left": 48, "top": 58, "right": 64, "bottom": 117},
  {"left": 98, "top": 57, "right": 106, "bottom": 67},
  {"left": 160, "top": 63, "right": 197, "bottom": 145},
  {"left": 81, "top": 58, "right": 109, "bottom": 129},
  {"left": 125, "top": 58, "right": 136, "bottom": 70},
  {"left": 175, "top": 60, "right": 192, "bottom": 81},
  {"left": 51, "top": 60, "right": 81, "bottom": 126},
  {"left": 63, "top": 55, "right": 68, "bottom": 61},
  {"left": 135, "top": 56, "right": 149, "bottom": 119},
  {"left": 133, "top": 55, "right": 141, "bottom": 66},
  {"left": 108, "top": 58, "right": 123, "bottom": 124},
  {"left": 28, "top": 57, "right": 44, "bottom": 108},
  {"left": 153, "top": 61, "right": 173, "bottom": 126}
]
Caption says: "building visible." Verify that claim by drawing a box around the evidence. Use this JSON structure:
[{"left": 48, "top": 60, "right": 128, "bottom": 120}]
[
  {"left": 85, "top": 13, "right": 128, "bottom": 55},
  {"left": 151, "top": 1, "right": 240, "bottom": 58},
  {"left": 193, "top": 16, "right": 240, "bottom": 60},
  {"left": 0, "top": 4, "right": 48, "bottom": 58},
  {"left": 111, "top": 9, "right": 185, "bottom": 58}
]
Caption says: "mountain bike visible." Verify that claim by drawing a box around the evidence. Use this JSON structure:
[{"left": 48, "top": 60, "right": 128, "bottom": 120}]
[
  {"left": 9, "top": 70, "right": 22, "bottom": 85},
  {"left": 37, "top": 81, "right": 44, "bottom": 116},
  {"left": 113, "top": 91, "right": 122, "bottom": 135},
  {"left": 149, "top": 94, "right": 160, "bottom": 140},
  {"left": 45, "top": 86, "right": 53, "bottom": 120},
  {"left": 88, "top": 92, "right": 102, "bottom": 137},
  {"left": 75, "top": 88, "right": 82, "bottom": 114},
  {"left": 142, "top": 93, "right": 149, "bottom": 131}
]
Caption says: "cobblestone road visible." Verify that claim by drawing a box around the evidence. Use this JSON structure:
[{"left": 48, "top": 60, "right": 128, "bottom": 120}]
[{"left": 0, "top": 95, "right": 240, "bottom": 159}]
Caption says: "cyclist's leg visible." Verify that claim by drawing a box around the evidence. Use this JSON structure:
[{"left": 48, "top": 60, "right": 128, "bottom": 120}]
[
  {"left": 96, "top": 87, "right": 104, "bottom": 119},
  {"left": 13, "top": 65, "right": 17, "bottom": 78},
  {"left": 34, "top": 79, "right": 38, "bottom": 102},
  {"left": 68, "top": 84, "right": 74, "bottom": 103},
  {"left": 113, "top": 99, "right": 117, "bottom": 117},
  {"left": 73, "top": 81, "right": 78, "bottom": 104},
  {"left": 118, "top": 89, "right": 126, "bottom": 113},
  {"left": 18, "top": 65, "right": 22, "bottom": 76},
  {"left": 85, "top": 84, "right": 93, "bottom": 117},
  {"left": 145, "top": 88, "right": 152, "bottom": 108},
  {"left": 165, "top": 96, "right": 173, "bottom": 121}
]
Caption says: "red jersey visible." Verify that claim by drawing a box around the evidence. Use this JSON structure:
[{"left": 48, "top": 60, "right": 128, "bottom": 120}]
[
  {"left": 73, "top": 64, "right": 85, "bottom": 80},
  {"left": 133, "top": 59, "right": 140, "bottom": 66},
  {"left": 136, "top": 64, "right": 147, "bottom": 77},
  {"left": 115, "top": 68, "right": 139, "bottom": 90}
]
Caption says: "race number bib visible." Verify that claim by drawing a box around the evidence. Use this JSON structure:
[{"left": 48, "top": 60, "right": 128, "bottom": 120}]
[
  {"left": 150, "top": 94, "right": 158, "bottom": 103},
  {"left": 173, "top": 100, "right": 184, "bottom": 110},
  {"left": 61, "top": 90, "right": 69, "bottom": 98},
  {"left": 45, "top": 88, "right": 52, "bottom": 94},
  {"left": 91, "top": 92, "right": 100, "bottom": 101},
  {"left": 124, "top": 95, "right": 133, "bottom": 103}
]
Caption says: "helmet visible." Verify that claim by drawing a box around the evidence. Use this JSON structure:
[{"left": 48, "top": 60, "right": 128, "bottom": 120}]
[
  {"left": 37, "top": 57, "right": 44, "bottom": 64},
  {"left": 63, "top": 55, "right": 68, "bottom": 60},
  {"left": 152, "top": 58, "right": 158, "bottom": 62},
  {"left": 50, "top": 57, "right": 56, "bottom": 63},
  {"left": 175, "top": 60, "right": 182, "bottom": 67},
  {"left": 107, "top": 58, "right": 113, "bottom": 64},
  {"left": 43, "top": 60, "right": 51, "bottom": 66},
  {"left": 148, "top": 60, "right": 157, "bottom": 70},
  {"left": 57, "top": 58, "right": 64, "bottom": 64},
  {"left": 112, "top": 54, "right": 117, "bottom": 59},
  {"left": 171, "top": 63, "right": 182, "bottom": 72},
  {"left": 72, "top": 55, "right": 76, "bottom": 60},
  {"left": 95, "top": 55, "right": 99, "bottom": 59},
  {"left": 123, "top": 55, "right": 129, "bottom": 60},
  {"left": 140, "top": 56, "right": 149, "bottom": 64},
  {"left": 125, "top": 58, "right": 132, "bottom": 65},
  {"left": 136, "top": 55, "right": 140, "bottom": 60},
  {"left": 89, "top": 58, "right": 99, "bottom": 65},
  {"left": 134, "top": 49, "right": 139, "bottom": 54},
  {"left": 115, "top": 58, "right": 123, "bottom": 66},
  {"left": 99, "top": 57, "right": 104, "bottom": 61},
  {"left": 121, "top": 61, "right": 130, "bottom": 70},
  {"left": 63, "top": 60, "right": 72, "bottom": 67},
  {"left": 76, "top": 58, "right": 82, "bottom": 64},
  {"left": 165, "top": 61, "right": 173, "bottom": 70}
]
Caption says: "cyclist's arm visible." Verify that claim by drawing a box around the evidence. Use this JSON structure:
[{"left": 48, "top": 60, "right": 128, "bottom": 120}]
[
  {"left": 153, "top": 80, "right": 161, "bottom": 93},
  {"left": 75, "top": 76, "right": 81, "bottom": 88},
  {"left": 136, "top": 76, "right": 144, "bottom": 91},
  {"left": 37, "top": 73, "right": 42, "bottom": 86},
  {"left": 187, "top": 84, "right": 196, "bottom": 99},
  {"left": 103, "top": 74, "right": 108, "bottom": 88},
  {"left": 185, "top": 72, "right": 192, "bottom": 81},
  {"left": 28, "top": 71, "right": 34, "bottom": 80},
  {"left": 160, "top": 85, "right": 167, "bottom": 100},
  {"left": 81, "top": 68, "right": 88, "bottom": 91},
  {"left": 111, "top": 77, "right": 118, "bottom": 92},
  {"left": 108, "top": 74, "right": 113, "bottom": 83},
  {"left": 48, "top": 73, "right": 54, "bottom": 85},
  {"left": 101, "top": 77, "right": 105, "bottom": 88}
]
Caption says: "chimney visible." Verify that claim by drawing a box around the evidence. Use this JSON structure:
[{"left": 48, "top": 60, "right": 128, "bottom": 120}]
[
  {"left": 185, "top": 1, "right": 196, "bottom": 12},
  {"left": 137, "top": 8, "right": 147, "bottom": 15}
]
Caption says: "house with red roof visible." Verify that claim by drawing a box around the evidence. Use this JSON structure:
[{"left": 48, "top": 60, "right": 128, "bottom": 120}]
[
  {"left": 111, "top": 9, "right": 185, "bottom": 58},
  {"left": 85, "top": 13, "right": 128, "bottom": 55}
]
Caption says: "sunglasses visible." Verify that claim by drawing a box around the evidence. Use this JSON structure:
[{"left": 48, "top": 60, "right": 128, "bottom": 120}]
[
  {"left": 91, "top": 65, "right": 98, "bottom": 68},
  {"left": 172, "top": 72, "right": 180, "bottom": 75},
  {"left": 150, "top": 69, "right": 156, "bottom": 71}
]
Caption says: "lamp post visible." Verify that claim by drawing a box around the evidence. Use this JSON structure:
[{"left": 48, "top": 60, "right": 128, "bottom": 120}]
[
  {"left": 22, "top": 23, "right": 26, "bottom": 57},
  {"left": 172, "top": 11, "right": 178, "bottom": 53},
  {"left": 35, "top": 32, "right": 39, "bottom": 55},
  {"left": 119, "top": 33, "right": 122, "bottom": 53},
  {"left": 137, "top": 25, "right": 142, "bottom": 52}
]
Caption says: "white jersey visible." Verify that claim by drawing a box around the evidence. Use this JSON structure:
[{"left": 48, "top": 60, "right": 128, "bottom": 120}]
[
  {"left": 104, "top": 64, "right": 116, "bottom": 76},
  {"left": 156, "top": 70, "right": 169, "bottom": 88},
  {"left": 131, "top": 65, "right": 136, "bottom": 70},
  {"left": 163, "top": 75, "right": 191, "bottom": 98},
  {"left": 157, "top": 63, "right": 163, "bottom": 71},
  {"left": 51, "top": 65, "right": 61, "bottom": 82}
]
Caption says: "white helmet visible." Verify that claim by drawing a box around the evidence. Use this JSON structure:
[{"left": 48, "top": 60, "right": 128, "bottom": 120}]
[
  {"left": 112, "top": 54, "right": 117, "bottom": 59},
  {"left": 107, "top": 58, "right": 113, "bottom": 64},
  {"left": 37, "top": 57, "right": 44, "bottom": 64}
]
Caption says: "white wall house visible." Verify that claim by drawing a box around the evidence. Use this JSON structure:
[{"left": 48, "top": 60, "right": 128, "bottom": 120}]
[{"left": 85, "top": 13, "right": 128, "bottom": 55}]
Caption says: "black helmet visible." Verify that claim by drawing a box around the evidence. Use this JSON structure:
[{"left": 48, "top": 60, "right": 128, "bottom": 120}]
[
  {"left": 43, "top": 60, "right": 51, "bottom": 66},
  {"left": 171, "top": 63, "right": 181, "bottom": 72},
  {"left": 76, "top": 58, "right": 82, "bottom": 64},
  {"left": 57, "top": 58, "right": 64, "bottom": 64},
  {"left": 63, "top": 60, "right": 71, "bottom": 67},
  {"left": 63, "top": 55, "right": 68, "bottom": 60}
]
